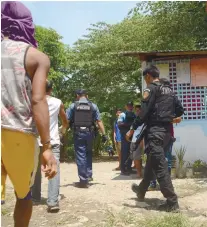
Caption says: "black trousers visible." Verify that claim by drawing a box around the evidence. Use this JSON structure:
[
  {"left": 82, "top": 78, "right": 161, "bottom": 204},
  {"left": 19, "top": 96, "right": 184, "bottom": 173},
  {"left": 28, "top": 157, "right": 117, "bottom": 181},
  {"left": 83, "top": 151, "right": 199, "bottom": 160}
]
[
  {"left": 120, "top": 132, "right": 132, "bottom": 172},
  {"left": 138, "top": 125, "right": 178, "bottom": 205}
]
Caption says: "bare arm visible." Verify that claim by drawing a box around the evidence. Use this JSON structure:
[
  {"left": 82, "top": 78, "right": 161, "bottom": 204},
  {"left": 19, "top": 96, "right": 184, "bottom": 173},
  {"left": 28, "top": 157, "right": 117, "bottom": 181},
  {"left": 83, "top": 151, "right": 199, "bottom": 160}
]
[
  {"left": 140, "top": 139, "right": 144, "bottom": 149},
  {"left": 172, "top": 117, "right": 182, "bottom": 124},
  {"left": 25, "top": 47, "right": 57, "bottom": 179},
  {"left": 97, "top": 120, "right": 106, "bottom": 135},
  {"left": 26, "top": 47, "right": 50, "bottom": 144},
  {"left": 59, "top": 102, "right": 68, "bottom": 129},
  {"left": 114, "top": 131, "right": 116, "bottom": 142}
]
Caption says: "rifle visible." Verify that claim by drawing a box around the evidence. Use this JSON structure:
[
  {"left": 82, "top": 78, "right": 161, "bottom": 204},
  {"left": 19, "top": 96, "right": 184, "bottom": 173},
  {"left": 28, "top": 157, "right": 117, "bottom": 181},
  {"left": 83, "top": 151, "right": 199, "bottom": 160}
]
[
  {"left": 124, "top": 124, "right": 147, "bottom": 165},
  {"left": 135, "top": 124, "right": 147, "bottom": 145}
]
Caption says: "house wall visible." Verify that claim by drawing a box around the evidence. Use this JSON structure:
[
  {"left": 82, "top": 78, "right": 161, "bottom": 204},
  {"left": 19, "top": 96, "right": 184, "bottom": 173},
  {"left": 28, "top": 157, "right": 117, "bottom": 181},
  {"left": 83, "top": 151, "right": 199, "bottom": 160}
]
[
  {"left": 173, "top": 120, "right": 207, "bottom": 162},
  {"left": 142, "top": 57, "right": 207, "bottom": 162}
]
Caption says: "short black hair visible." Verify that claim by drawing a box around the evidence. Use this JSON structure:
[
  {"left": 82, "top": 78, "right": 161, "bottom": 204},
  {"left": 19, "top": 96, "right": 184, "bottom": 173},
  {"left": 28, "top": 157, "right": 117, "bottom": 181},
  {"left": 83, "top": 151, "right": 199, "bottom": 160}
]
[
  {"left": 143, "top": 65, "right": 160, "bottom": 78},
  {"left": 135, "top": 104, "right": 141, "bottom": 109},
  {"left": 75, "top": 89, "right": 87, "bottom": 96},
  {"left": 116, "top": 108, "right": 122, "bottom": 112},
  {"left": 46, "top": 80, "right": 53, "bottom": 92},
  {"left": 160, "top": 78, "right": 171, "bottom": 86}
]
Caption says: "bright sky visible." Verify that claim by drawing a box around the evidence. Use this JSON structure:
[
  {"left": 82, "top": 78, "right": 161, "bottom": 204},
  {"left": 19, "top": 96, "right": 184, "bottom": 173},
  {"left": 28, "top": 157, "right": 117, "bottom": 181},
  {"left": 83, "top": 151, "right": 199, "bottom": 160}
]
[{"left": 23, "top": 1, "right": 138, "bottom": 46}]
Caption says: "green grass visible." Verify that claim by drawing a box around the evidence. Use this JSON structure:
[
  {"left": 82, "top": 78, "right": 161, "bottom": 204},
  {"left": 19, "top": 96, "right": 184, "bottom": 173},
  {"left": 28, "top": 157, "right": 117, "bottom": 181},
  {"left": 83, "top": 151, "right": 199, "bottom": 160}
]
[
  {"left": 144, "top": 214, "right": 190, "bottom": 227},
  {"left": 103, "top": 210, "right": 204, "bottom": 227},
  {"left": 1, "top": 208, "right": 10, "bottom": 216},
  {"left": 104, "top": 210, "right": 137, "bottom": 227}
]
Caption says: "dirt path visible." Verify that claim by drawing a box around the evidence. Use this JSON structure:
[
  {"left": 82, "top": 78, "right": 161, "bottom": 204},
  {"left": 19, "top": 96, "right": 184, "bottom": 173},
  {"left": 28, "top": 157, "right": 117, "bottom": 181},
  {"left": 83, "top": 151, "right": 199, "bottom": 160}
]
[{"left": 2, "top": 162, "right": 207, "bottom": 227}]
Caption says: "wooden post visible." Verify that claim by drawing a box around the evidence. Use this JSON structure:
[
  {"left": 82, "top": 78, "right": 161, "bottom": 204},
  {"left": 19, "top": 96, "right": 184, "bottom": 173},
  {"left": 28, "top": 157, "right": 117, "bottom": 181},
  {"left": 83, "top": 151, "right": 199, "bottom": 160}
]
[{"left": 141, "top": 61, "right": 147, "bottom": 94}]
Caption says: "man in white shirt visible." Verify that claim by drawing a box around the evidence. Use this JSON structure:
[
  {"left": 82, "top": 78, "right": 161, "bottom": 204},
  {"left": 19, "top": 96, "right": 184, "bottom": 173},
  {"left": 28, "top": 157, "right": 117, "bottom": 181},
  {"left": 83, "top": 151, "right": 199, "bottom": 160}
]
[{"left": 32, "top": 81, "right": 68, "bottom": 212}]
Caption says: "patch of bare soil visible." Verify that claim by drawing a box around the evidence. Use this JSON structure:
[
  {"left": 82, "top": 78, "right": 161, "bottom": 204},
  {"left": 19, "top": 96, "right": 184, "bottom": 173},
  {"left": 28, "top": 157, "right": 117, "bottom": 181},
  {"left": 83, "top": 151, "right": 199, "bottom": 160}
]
[{"left": 2, "top": 162, "right": 207, "bottom": 227}]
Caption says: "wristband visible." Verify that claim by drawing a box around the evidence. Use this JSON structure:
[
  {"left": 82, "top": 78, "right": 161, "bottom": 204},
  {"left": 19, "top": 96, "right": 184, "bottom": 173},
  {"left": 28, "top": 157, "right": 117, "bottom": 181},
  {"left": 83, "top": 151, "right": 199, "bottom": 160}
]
[
  {"left": 42, "top": 142, "right": 52, "bottom": 150},
  {"left": 41, "top": 139, "right": 50, "bottom": 145}
]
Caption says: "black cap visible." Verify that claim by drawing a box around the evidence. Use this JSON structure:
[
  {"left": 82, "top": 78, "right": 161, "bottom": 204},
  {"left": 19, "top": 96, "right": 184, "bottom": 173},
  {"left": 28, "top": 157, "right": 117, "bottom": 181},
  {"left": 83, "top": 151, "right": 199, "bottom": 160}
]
[
  {"left": 75, "top": 89, "right": 87, "bottom": 95},
  {"left": 126, "top": 101, "right": 134, "bottom": 106}
]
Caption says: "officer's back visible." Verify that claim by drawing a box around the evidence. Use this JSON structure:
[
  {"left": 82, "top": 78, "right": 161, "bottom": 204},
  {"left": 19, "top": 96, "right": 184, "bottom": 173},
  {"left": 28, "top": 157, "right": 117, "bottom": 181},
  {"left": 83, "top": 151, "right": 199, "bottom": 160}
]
[
  {"left": 145, "top": 81, "right": 175, "bottom": 129},
  {"left": 66, "top": 89, "right": 107, "bottom": 188}
]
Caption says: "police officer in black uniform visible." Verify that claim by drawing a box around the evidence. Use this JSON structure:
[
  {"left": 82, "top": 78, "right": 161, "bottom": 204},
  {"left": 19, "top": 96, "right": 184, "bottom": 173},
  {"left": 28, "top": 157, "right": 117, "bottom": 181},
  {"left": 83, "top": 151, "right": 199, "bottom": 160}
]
[
  {"left": 126, "top": 65, "right": 184, "bottom": 212},
  {"left": 66, "top": 89, "right": 107, "bottom": 188}
]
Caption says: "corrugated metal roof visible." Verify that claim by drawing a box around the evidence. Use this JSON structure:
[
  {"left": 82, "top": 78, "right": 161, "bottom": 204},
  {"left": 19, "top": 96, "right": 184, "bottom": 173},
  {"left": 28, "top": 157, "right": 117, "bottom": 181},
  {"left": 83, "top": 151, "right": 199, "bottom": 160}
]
[{"left": 120, "top": 49, "right": 207, "bottom": 57}]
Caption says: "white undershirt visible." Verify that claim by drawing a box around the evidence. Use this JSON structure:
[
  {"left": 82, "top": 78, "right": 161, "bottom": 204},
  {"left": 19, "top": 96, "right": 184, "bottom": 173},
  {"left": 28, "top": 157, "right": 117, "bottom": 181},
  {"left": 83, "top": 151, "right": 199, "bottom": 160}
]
[{"left": 38, "top": 96, "right": 61, "bottom": 146}]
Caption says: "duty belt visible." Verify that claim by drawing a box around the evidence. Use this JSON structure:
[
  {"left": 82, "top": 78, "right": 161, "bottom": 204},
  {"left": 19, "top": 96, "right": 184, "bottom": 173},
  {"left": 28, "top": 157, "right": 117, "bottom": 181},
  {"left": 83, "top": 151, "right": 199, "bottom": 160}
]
[{"left": 74, "top": 126, "right": 92, "bottom": 132}]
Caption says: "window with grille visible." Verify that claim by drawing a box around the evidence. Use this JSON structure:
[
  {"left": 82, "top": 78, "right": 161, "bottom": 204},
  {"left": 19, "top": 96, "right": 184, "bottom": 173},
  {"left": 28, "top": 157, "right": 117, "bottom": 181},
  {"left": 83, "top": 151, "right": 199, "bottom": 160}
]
[{"left": 152, "top": 60, "right": 207, "bottom": 120}]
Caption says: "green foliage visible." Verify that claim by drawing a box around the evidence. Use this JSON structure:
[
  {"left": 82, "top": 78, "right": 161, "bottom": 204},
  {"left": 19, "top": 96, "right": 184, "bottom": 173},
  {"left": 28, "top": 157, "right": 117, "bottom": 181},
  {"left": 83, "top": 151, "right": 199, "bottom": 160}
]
[
  {"left": 141, "top": 153, "right": 147, "bottom": 166},
  {"left": 128, "top": 1, "right": 207, "bottom": 49},
  {"left": 93, "top": 133, "right": 102, "bottom": 156},
  {"left": 175, "top": 146, "right": 186, "bottom": 169},
  {"left": 193, "top": 160, "right": 207, "bottom": 170},
  {"left": 68, "top": 22, "right": 141, "bottom": 113},
  {"left": 93, "top": 112, "right": 116, "bottom": 156},
  {"left": 35, "top": 26, "right": 72, "bottom": 105},
  {"left": 34, "top": 2, "right": 206, "bottom": 158}
]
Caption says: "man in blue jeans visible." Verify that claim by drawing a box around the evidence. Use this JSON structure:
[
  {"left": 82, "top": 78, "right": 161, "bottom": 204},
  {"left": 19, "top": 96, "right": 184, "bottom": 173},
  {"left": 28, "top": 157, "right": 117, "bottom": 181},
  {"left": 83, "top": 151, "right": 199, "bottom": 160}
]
[
  {"left": 32, "top": 81, "right": 68, "bottom": 212},
  {"left": 113, "top": 108, "right": 122, "bottom": 170},
  {"left": 118, "top": 102, "right": 136, "bottom": 175}
]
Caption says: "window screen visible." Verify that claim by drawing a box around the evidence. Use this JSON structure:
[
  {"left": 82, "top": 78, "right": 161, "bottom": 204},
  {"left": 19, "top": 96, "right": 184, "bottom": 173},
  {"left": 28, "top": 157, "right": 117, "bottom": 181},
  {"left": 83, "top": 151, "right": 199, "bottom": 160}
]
[{"left": 152, "top": 59, "right": 207, "bottom": 120}]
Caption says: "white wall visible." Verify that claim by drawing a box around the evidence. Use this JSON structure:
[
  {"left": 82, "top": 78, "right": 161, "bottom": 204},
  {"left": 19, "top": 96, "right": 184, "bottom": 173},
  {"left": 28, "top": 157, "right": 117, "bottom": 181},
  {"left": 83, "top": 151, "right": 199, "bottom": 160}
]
[{"left": 173, "top": 120, "right": 207, "bottom": 162}]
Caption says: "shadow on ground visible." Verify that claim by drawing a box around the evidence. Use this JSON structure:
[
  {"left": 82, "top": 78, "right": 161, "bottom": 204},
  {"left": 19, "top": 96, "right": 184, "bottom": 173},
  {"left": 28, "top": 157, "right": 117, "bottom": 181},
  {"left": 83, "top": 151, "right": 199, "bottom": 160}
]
[
  {"left": 112, "top": 173, "right": 139, "bottom": 181},
  {"left": 60, "top": 155, "right": 119, "bottom": 164},
  {"left": 60, "top": 182, "right": 105, "bottom": 188},
  {"left": 123, "top": 197, "right": 164, "bottom": 211},
  {"left": 33, "top": 194, "right": 66, "bottom": 206}
]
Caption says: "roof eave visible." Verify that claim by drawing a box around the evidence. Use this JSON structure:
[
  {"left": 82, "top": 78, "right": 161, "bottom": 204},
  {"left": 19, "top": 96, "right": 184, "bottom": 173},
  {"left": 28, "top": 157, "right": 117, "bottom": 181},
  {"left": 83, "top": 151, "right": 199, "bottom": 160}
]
[{"left": 120, "top": 50, "right": 207, "bottom": 61}]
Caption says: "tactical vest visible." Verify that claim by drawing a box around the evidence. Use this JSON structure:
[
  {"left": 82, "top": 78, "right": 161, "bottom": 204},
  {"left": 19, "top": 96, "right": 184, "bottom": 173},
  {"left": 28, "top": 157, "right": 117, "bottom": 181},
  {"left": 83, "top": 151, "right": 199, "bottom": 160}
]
[
  {"left": 125, "top": 111, "right": 136, "bottom": 124},
  {"left": 74, "top": 101, "right": 94, "bottom": 128},
  {"left": 123, "top": 111, "right": 136, "bottom": 131},
  {"left": 149, "top": 82, "right": 175, "bottom": 123}
]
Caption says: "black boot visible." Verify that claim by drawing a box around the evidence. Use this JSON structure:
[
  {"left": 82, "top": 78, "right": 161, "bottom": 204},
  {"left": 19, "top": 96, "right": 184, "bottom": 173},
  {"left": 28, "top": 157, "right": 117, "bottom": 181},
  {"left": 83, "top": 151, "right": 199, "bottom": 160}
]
[
  {"left": 158, "top": 202, "right": 180, "bottom": 213},
  {"left": 121, "top": 171, "right": 130, "bottom": 176},
  {"left": 131, "top": 183, "right": 145, "bottom": 201},
  {"left": 74, "top": 182, "right": 89, "bottom": 188}
]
